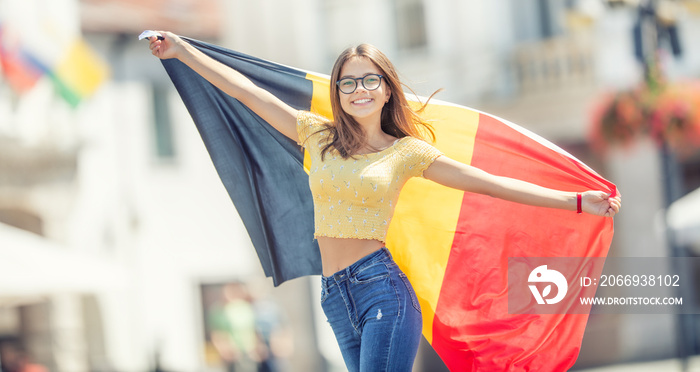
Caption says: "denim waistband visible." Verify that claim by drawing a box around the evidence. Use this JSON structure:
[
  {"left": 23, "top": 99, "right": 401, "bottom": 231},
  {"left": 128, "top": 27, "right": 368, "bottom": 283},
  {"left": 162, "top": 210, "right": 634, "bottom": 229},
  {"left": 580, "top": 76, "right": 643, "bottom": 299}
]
[{"left": 321, "top": 247, "right": 392, "bottom": 288}]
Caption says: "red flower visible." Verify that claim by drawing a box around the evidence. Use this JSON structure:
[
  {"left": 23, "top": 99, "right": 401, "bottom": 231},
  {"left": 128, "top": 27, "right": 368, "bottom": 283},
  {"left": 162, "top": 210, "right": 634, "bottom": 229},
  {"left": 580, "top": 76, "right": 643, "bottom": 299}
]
[{"left": 590, "top": 81, "right": 700, "bottom": 158}]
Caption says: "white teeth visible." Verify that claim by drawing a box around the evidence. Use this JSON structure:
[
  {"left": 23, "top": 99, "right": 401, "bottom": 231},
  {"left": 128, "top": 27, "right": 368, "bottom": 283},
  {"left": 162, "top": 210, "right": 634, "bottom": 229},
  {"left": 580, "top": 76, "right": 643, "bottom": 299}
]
[{"left": 353, "top": 98, "right": 372, "bottom": 104}]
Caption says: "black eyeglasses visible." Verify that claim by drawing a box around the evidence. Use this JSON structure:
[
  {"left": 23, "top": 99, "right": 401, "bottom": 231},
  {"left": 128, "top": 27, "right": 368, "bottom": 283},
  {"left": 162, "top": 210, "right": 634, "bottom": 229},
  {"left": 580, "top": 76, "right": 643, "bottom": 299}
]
[{"left": 336, "top": 74, "right": 384, "bottom": 94}]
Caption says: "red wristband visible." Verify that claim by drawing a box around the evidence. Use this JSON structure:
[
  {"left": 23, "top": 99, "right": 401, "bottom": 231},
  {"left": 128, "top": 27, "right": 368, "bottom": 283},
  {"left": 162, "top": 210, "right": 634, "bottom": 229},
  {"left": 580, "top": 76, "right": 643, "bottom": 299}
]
[{"left": 576, "top": 192, "right": 582, "bottom": 214}]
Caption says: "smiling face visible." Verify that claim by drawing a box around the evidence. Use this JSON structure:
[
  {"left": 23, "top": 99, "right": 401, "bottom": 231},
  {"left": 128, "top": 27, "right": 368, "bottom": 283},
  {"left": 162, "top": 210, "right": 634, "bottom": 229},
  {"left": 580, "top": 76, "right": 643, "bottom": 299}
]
[{"left": 337, "top": 57, "right": 391, "bottom": 127}]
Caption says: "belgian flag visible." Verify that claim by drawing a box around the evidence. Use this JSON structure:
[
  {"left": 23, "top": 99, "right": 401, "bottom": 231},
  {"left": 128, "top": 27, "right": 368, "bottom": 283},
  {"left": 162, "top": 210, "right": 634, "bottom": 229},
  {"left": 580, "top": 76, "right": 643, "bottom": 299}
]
[{"left": 161, "top": 37, "right": 616, "bottom": 371}]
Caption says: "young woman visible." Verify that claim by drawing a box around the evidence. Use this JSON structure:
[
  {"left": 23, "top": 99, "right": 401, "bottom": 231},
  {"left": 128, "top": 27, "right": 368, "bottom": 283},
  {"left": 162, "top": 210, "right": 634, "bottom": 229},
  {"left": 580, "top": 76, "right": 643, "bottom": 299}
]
[{"left": 148, "top": 32, "right": 621, "bottom": 371}]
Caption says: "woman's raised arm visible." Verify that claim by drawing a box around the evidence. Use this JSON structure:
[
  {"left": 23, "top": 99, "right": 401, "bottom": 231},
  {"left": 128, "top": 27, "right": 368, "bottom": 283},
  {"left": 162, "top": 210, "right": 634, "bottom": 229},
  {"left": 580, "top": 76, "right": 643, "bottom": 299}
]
[
  {"left": 149, "top": 31, "right": 299, "bottom": 141},
  {"left": 423, "top": 156, "right": 621, "bottom": 217}
]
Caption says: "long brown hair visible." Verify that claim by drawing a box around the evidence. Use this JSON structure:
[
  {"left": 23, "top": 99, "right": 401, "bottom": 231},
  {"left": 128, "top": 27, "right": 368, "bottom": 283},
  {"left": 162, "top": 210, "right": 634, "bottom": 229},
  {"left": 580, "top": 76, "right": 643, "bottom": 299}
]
[{"left": 319, "top": 44, "right": 437, "bottom": 159}]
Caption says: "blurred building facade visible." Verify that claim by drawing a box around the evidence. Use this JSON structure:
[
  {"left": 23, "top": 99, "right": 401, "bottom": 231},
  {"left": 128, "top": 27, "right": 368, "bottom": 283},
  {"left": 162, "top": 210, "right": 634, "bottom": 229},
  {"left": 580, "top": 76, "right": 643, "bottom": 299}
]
[
  {"left": 1, "top": 0, "right": 699, "bottom": 371},
  {"left": 0, "top": 0, "right": 322, "bottom": 371}
]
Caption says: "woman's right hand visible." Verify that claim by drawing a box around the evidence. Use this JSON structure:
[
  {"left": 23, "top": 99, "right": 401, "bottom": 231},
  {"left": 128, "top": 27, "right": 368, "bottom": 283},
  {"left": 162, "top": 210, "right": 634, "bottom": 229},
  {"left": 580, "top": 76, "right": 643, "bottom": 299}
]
[
  {"left": 148, "top": 31, "right": 183, "bottom": 60},
  {"left": 145, "top": 30, "right": 300, "bottom": 142}
]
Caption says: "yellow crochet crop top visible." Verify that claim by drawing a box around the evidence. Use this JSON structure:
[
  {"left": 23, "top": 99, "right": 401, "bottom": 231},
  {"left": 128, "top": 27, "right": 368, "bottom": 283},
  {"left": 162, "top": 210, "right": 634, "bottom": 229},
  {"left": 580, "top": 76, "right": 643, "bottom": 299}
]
[{"left": 297, "top": 111, "right": 442, "bottom": 242}]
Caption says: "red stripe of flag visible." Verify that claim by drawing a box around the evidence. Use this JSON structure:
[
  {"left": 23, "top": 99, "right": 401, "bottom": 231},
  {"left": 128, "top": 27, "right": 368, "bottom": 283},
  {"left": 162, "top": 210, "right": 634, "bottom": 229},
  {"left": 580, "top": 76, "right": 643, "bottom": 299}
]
[{"left": 432, "top": 113, "right": 615, "bottom": 371}]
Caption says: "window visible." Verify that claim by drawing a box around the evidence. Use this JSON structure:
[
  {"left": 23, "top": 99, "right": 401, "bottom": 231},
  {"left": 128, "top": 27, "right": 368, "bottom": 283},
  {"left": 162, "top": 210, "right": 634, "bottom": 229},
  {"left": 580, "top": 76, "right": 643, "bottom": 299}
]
[
  {"left": 396, "top": 0, "right": 428, "bottom": 50},
  {"left": 151, "top": 84, "right": 176, "bottom": 160},
  {"left": 512, "top": 0, "right": 567, "bottom": 42}
]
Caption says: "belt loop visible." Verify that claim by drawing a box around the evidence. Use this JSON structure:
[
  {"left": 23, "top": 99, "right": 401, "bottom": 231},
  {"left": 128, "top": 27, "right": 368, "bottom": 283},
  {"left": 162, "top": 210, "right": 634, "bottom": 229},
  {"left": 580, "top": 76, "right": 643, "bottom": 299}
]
[
  {"left": 332, "top": 267, "right": 350, "bottom": 284},
  {"left": 333, "top": 272, "right": 341, "bottom": 285}
]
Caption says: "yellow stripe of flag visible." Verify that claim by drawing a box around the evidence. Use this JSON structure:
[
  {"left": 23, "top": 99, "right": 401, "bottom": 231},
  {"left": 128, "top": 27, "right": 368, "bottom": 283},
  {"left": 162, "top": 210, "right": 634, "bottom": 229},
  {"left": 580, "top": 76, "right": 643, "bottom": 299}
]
[
  {"left": 304, "top": 73, "right": 334, "bottom": 173},
  {"left": 387, "top": 102, "right": 478, "bottom": 343}
]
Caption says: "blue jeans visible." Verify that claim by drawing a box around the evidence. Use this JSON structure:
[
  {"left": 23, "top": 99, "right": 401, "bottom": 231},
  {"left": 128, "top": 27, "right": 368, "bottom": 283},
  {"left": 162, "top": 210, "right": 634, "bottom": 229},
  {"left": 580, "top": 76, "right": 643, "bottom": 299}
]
[{"left": 321, "top": 247, "right": 422, "bottom": 372}]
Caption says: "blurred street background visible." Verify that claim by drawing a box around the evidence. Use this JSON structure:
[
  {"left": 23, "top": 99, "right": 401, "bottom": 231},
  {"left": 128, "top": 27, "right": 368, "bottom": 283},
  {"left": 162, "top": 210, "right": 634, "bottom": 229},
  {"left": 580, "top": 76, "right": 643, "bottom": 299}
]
[{"left": 1, "top": 0, "right": 700, "bottom": 371}]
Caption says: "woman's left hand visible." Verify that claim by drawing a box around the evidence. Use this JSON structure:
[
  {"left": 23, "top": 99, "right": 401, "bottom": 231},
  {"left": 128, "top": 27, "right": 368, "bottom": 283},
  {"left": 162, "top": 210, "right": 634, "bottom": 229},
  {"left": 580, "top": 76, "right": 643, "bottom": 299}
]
[{"left": 582, "top": 191, "right": 622, "bottom": 217}]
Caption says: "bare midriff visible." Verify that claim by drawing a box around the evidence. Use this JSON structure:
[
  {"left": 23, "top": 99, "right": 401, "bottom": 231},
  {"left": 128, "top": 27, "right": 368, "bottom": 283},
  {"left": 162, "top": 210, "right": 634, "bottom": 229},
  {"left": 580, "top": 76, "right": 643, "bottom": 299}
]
[{"left": 317, "top": 236, "right": 385, "bottom": 276}]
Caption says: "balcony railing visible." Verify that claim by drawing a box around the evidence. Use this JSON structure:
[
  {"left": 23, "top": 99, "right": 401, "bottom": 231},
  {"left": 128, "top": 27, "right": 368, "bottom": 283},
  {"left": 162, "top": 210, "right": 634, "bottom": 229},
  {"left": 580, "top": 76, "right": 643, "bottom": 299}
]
[
  {"left": 513, "top": 36, "right": 596, "bottom": 93},
  {"left": 0, "top": 138, "right": 77, "bottom": 187}
]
